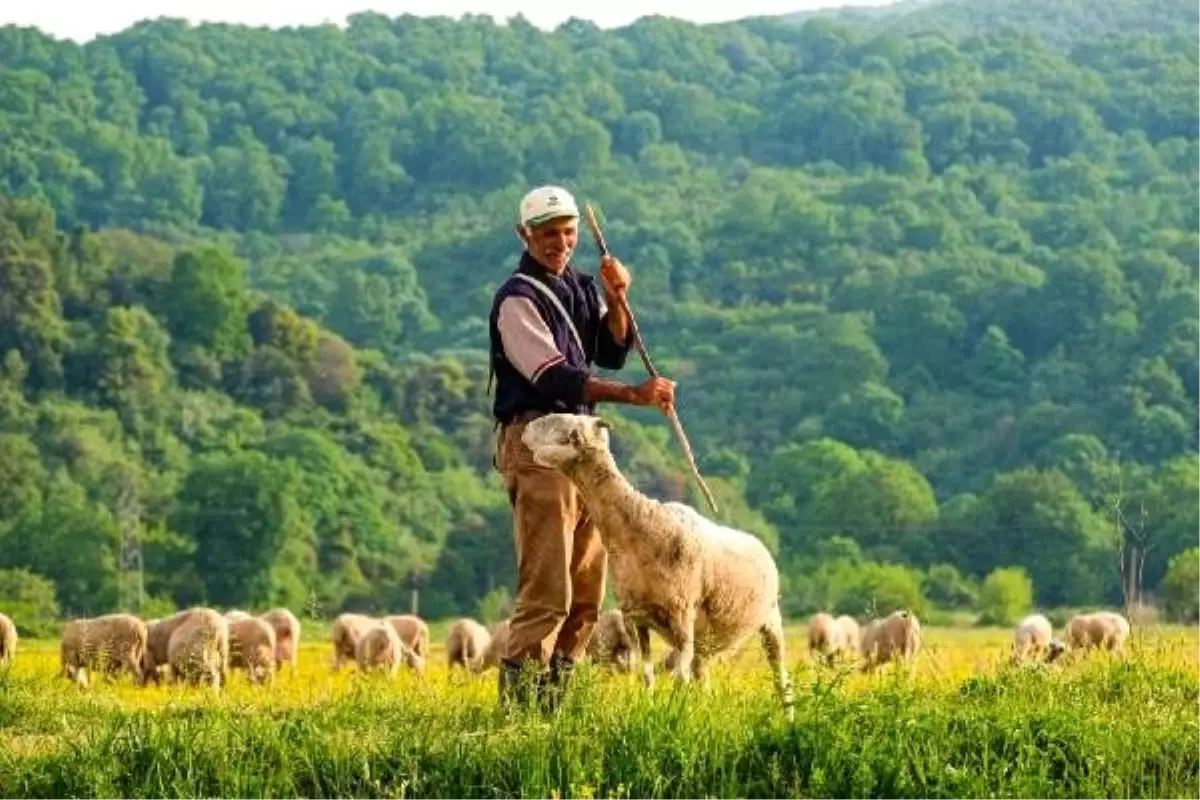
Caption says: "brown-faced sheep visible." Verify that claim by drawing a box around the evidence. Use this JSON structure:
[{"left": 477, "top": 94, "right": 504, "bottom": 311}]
[
  {"left": 522, "top": 414, "right": 794, "bottom": 719},
  {"left": 585, "top": 609, "right": 637, "bottom": 674},
  {"left": 259, "top": 607, "right": 301, "bottom": 673},
  {"left": 0, "top": 612, "right": 16, "bottom": 667},
  {"left": 331, "top": 613, "right": 378, "bottom": 671},
  {"left": 1066, "top": 611, "right": 1130, "bottom": 654},
  {"left": 60, "top": 613, "right": 148, "bottom": 687},
  {"left": 356, "top": 624, "right": 403, "bottom": 677},
  {"left": 860, "top": 610, "right": 921, "bottom": 673},
  {"left": 167, "top": 608, "right": 229, "bottom": 687},
  {"left": 228, "top": 616, "right": 277, "bottom": 685},
  {"left": 1012, "top": 614, "right": 1054, "bottom": 663},
  {"left": 446, "top": 618, "right": 491, "bottom": 673}
]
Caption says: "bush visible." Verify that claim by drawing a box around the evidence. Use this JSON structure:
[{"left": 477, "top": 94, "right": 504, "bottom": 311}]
[
  {"left": 1160, "top": 548, "right": 1199, "bottom": 623},
  {"left": 976, "top": 567, "right": 1033, "bottom": 626},
  {"left": 923, "top": 563, "right": 979, "bottom": 609},
  {"left": 834, "top": 561, "right": 928, "bottom": 618},
  {"left": 0, "top": 568, "right": 61, "bottom": 636}
]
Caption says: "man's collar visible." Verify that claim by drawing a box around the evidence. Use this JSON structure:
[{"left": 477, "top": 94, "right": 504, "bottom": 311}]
[{"left": 519, "top": 251, "right": 572, "bottom": 282}]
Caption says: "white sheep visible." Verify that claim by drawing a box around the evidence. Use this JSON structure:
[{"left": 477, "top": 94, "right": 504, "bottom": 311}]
[
  {"left": 60, "top": 613, "right": 148, "bottom": 687},
  {"left": 1012, "top": 613, "right": 1054, "bottom": 663},
  {"left": 356, "top": 623, "right": 402, "bottom": 677},
  {"left": 259, "top": 607, "right": 301, "bottom": 673},
  {"left": 585, "top": 609, "right": 637, "bottom": 674},
  {"left": 478, "top": 619, "right": 512, "bottom": 672},
  {"left": 521, "top": 413, "right": 794, "bottom": 718},
  {"left": 142, "top": 607, "right": 216, "bottom": 685},
  {"left": 808, "top": 612, "right": 860, "bottom": 664},
  {"left": 446, "top": 618, "right": 491, "bottom": 673},
  {"left": 330, "top": 613, "right": 377, "bottom": 671},
  {"left": 860, "top": 610, "right": 921, "bottom": 673},
  {"left": 382, "top": 614, "right": 428, "bottom": 674},
  {"left": 228, "top": 616, "right": 277, "bottom": 685},
  {"left": 1066, "top": 611, "right": 1131, "bottom": 655},
  {"left": 167, "top": 608, "right": 230, "bottom": 687},
  {"left": 0, "top": 612, "right": 16, "bottom": 667}
]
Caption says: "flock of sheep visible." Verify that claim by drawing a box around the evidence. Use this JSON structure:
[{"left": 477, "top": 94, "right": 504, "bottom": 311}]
[
  {"left": 805, "top": 608, "right": 1132, "bottom": 670},
  {"left": 0, "top": 412, "right": 1141, "bottom": 712}
]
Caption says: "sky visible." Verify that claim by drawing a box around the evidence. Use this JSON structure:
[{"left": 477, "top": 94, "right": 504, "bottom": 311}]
[{"left": 4, "top": 0, "right": 897, "bottom": 43}]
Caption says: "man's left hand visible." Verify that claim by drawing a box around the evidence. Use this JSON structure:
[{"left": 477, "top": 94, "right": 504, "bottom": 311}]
[{"left": 600, "top": 255, "right": 631, "bottom": 299}]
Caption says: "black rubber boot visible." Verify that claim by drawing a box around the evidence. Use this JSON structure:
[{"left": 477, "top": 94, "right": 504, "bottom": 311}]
[
  {"left": 537, "top": 652, "right": 576, "bottom": 716},
  {"left": 498, "top": 658, "right": 539, "bottom": 710}
]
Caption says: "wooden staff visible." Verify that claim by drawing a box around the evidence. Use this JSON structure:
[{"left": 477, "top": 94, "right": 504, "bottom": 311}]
[{"left": 584, "top": 203, "right": 720, "bottom": 515}]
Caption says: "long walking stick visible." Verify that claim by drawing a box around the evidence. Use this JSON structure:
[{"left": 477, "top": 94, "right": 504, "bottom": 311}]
[{"left": 584, "top": 204, "right": 720, "bottom": 515}]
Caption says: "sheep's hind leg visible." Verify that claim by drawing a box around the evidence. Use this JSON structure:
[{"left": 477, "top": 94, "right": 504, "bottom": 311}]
[
  {"left": 760, "top": 608, "right": 795, "bottom": 721},
  {"left": 635, "top": 624, "right": 655, "bottom": 689},
  {"left": 668, "top": 610, "right": 697, "bottom": 685}
]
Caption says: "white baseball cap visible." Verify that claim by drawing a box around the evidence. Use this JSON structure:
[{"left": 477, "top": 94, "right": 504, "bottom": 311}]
[{"left": 519, "top": 185, "right": 579, "bottom": 228}]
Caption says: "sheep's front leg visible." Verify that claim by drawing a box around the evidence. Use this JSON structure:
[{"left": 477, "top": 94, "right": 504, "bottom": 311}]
[
  {"left": 760, "top": 607, "right": 795, "bottom": 721},
  {"left": 635, "top": 624, "right": 655, "bottom": 689}
]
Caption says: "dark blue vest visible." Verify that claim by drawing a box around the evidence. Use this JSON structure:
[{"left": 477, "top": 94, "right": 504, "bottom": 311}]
[{"left": 488, "top": 252, "right": 610, "bottom": 424}]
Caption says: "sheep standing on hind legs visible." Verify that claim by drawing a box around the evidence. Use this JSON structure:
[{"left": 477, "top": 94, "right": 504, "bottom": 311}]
[{"left": 521, "top": 413, "right": 795, "bottom": 719}]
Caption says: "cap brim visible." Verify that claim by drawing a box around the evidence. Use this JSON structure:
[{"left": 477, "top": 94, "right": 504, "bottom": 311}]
[{"left": 524, "top": 210, "right": 579, "bottom": 227}]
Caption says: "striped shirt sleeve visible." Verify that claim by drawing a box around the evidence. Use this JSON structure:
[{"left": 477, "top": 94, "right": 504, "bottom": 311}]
[{"left": 496, "top": 296, "right": 566, "bottom": 383}]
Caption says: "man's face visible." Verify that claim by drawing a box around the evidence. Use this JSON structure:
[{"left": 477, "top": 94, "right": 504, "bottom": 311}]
[{"left": 523, "top": 216, "right": 579, "bottom": 274}]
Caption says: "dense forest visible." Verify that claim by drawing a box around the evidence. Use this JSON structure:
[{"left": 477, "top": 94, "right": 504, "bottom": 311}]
[{"left": 0, "top": 0, "right": 1196, "bottom": 628}]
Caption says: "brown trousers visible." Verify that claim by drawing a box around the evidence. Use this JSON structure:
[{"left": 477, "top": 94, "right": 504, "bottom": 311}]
[{"left": 496, "top": 417, "right": 607, "bottom": 665}]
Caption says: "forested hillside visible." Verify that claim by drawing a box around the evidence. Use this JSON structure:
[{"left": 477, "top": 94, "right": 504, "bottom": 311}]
[
  {"left": 0, "top": 0, "right": 1196, "bottom": 625},
  {"left": 778, "top": 0, "right": 1199, "bottom": 51}
]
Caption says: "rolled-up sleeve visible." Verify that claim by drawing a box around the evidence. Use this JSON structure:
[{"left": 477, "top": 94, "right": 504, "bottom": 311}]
[
  {"left": 594, "top": 294, "right": 632, "bottom": 370},
  {"left": 497, "top": 296, "right": 590, "bottom": 406}
]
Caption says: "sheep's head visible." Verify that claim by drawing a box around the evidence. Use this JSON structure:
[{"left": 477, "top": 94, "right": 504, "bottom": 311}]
[
  {"left": 1045, "top": 639, "right": 1066, "bottom": 663},
  {"left": 521, "top": 413, "right": 612, "bottom": 468}
]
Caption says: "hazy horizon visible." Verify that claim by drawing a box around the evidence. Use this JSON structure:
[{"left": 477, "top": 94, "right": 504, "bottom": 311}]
[{"left": 4, "top": 0, "right": 898, "bottom": 43}]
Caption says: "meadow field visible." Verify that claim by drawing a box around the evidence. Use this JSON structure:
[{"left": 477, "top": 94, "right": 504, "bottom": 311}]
[{"left": 0, "top": 623, "right": 1196, "bottom": 799}]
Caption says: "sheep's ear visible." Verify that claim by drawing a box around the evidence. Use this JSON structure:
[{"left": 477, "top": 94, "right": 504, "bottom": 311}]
[{"left": 594, "top": 417, "right": 612, "bottom": 432}]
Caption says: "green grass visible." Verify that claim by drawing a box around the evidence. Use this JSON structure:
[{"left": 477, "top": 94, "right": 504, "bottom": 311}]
[{"left": 1, "top": 626, "right": 1196, "bottom": 798}]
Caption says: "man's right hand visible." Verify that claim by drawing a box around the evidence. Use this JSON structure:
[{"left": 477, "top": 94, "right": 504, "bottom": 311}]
[{"left": 633, "top": 376, "right": 676, "bottom": 413}]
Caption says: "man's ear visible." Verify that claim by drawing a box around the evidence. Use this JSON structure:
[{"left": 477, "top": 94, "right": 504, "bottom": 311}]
[{"left": 514, "top": 223, "right": 530, "bottom": 246}]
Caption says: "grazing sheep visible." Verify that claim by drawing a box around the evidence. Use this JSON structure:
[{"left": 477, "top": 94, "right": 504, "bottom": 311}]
[
  {"left": 0, "top": 612, "right": 16, "bottom": 667},
  {"left": 60, "top": 613, "right": 148, "bottom": 687},
  {"left": 1012, "top": 614, "right": 1054, "bottom": 663},
  {"left": 585, "top": 609, "right": 637, "bottom": 673},
  {"left": 860, "top": 610, "right": 922, "bottom": 673},
  {"left": 383, "top": 614, "right": 429, "bottom": 674},
  {"left": 167, "top": 608, "right": 229, "bottom": 687},
  {"left": 259, "top": 608, "right": 301, "bottom": 673},
  {"left": 356, "top": 624, "right": 403, "bottom": 677},
  {"left": 446, "top": 618, "right": 491, "bottom": 673},
  {"left": 521, "top": 414, "right": 794, "bottom": 718},
  {"left": 142, "top": 607, "right": 215, "bottom": 685},
  {"left": 808, "top": 613, "right": 860, "bottom": 663},
  {"left": 1066, "top": 611, "right": 1131, "bottom": 654},
  {"left": 479, "top": 619, "right": 512, "bottom": 672},
  {"left": 228, "top": 617, "right": 277, "bottom": 684},
  {"left": 331, "top": 613, "right": 378, "bottom": 671}
]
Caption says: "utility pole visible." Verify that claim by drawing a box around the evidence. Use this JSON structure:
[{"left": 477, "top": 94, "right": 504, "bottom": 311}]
[{"left": 116, "top": 467, "right": 144, "bottom": 614}]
